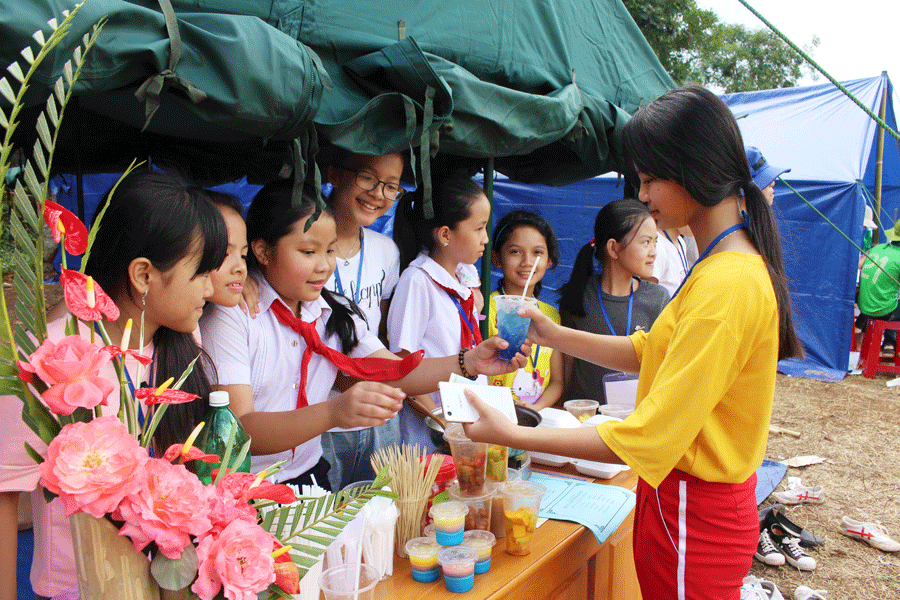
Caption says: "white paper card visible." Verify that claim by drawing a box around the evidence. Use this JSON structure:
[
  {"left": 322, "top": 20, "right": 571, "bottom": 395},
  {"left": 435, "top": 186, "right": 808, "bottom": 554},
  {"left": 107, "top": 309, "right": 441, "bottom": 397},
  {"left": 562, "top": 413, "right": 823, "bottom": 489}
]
[{"left": 439, "top": 381, "right": 517, "bottom": 424}]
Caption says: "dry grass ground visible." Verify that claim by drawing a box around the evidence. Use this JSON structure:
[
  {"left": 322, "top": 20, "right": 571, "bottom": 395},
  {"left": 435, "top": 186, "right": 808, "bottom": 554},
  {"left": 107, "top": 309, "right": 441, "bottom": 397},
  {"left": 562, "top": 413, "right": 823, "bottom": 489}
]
[{"left": 748, "top": 372, "right": 900, "bottom": 599}]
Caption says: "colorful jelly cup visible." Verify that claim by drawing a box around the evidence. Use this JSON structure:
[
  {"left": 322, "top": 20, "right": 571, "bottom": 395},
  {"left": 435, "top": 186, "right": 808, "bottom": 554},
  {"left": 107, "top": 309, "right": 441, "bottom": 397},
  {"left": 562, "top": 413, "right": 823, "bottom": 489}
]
[
  {"left": 462, "top": 529, "right": 496, "bottom": 574},
  {"left": 437, "top": 545, "right": 478, "bottom": 593},
  {"left": 494, "top": 295, "right": 537, "bottom": 360},
  {"left": 429, "top": 500, "right": 468, "bottom": 546},
  {"left": 405, "top": 537, "right": 441, "bottom": 583}
]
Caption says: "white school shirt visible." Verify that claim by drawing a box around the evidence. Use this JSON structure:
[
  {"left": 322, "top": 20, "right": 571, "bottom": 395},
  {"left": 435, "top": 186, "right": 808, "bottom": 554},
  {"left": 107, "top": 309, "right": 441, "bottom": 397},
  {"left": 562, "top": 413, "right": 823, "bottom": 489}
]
[
  {"left": 652, "top": 231, "right": 688, "bottom": 296},
  {"left": 325, "top": 227, "right": 400, "bottom": 329},
  {"left": 200, "top": 277, "right": 382, "bottom": 482}
]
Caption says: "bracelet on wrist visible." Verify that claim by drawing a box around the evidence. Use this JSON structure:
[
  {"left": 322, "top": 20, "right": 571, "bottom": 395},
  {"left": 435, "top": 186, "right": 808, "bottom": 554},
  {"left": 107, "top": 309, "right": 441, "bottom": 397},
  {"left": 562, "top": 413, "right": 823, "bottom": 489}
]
[{"left": 458, "top": 348, "right": 477, "bottom": 380}]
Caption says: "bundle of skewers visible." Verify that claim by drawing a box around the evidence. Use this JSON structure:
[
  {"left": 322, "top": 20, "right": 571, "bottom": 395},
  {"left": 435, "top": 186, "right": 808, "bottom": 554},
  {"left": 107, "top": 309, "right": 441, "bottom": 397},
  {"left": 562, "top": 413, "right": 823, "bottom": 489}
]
[{"left": 371, "top": 444, "right": 444, "bottom": 557}]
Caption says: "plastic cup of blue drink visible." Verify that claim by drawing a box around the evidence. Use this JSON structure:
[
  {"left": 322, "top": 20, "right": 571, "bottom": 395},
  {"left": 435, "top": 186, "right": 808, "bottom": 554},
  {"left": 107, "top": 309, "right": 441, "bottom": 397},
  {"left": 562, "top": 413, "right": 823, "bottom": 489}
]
[{"left": 494, "top": 295, "right": 537, "bottom": 361}]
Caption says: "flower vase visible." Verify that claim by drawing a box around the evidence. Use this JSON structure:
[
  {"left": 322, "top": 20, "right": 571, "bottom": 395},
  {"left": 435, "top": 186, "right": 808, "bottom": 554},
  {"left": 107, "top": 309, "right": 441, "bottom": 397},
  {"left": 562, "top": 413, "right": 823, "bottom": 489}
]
[{"left": 69, "top": 512, "right": 161, "bottom": 600}]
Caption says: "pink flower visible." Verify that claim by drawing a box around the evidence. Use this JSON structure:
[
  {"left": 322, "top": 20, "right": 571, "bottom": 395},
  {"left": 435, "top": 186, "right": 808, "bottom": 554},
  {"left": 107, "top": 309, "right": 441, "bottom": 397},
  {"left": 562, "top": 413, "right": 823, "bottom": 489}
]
[
  {"left": 192, "top": 520, "right": 276, "bottom": 600},
  {"left": 60, "top": 269, "right": 119, "bottom": 322},
  {"left": 44, "top": 200, "right": 88, "bottom": 256},
  {"left": 24, "top": 336, "right": 116, "bottom": 415},
  {"left": 114, "top": 458, "right": 214, "bottom": 559},
  {"left": 39, "top": 416, "right": 149, "bottom": 517}
]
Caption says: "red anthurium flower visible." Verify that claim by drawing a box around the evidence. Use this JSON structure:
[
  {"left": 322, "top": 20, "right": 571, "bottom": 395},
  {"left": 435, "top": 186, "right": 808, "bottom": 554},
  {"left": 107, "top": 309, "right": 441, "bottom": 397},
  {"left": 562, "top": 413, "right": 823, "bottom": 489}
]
[
  {"left": 162, "top": 443, "right": 220, "bottom": 464},
  {"left": 43, "top": 200, "right": 88, "bottom": 256},
  {"left": 216, "top": 472, "right": 298, "bottom": 505},
  {"left": 60, "top": 269, "right": 119, "bottom": 322},
  {"left": 102, "top": 345, "right": 153, "bottom": 366},
  {"left": 272, "top": 543, "right": 300, "bottom": 594},
  {"left": 134, "top": 386, "right": 199, "bottom": 406}
]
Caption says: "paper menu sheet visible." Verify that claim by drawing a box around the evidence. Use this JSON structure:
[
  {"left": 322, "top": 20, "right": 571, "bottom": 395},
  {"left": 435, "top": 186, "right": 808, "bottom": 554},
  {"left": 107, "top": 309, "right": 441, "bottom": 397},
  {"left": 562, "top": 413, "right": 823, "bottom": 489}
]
[{"left": 529, "top": 472, "right": 636, "bottom": 545}]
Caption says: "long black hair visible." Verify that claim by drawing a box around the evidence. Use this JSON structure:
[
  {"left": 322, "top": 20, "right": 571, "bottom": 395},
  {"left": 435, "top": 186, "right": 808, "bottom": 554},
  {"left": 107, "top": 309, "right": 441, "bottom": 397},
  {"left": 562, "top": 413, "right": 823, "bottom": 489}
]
[
  {"left": 393, "top": 175, "right": 485, "bottom": 271},
  {"left": 85, "top": 169, "right": 227, "bottom": 451},
  {"left": 558, "top": 199, "right": 651, "bottom": 317},
  {"left": 623, "top": 83, "right": 802, "bottom": 360},
  {"left": 245, "top": 179, "right": 365, "bottom": 353},
  {"left": 492, "top": 209, "right": 559, "bottom": 297}
]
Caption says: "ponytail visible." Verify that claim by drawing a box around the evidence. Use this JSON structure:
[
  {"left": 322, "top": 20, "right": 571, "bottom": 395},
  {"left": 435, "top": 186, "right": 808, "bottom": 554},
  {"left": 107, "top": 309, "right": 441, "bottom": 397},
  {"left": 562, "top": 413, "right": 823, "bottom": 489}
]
[{"left": 558, "top": 242, "right": 597, "bottom": 318}]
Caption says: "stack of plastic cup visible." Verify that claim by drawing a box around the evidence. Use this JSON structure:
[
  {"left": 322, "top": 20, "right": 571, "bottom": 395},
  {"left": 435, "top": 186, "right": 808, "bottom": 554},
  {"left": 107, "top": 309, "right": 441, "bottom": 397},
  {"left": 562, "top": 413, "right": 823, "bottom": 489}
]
[
  {"left": 437, "top": 546, "right": 479, "bottom": 593},
  {"left": 429, "top": 500, "right": 468, "bottom": 546},
  {"left": 318, "top": 564, "right": 380, "bottom": 600},
  {"left": 461, "top": 530, "right": 496, "bottom": 574},
  {"left": 448, "top": 484, "right": 492, "bottom": 531},
  {"left": 405, "top": 537, "right": 441, "bottom": 583},
  {"left": 443, "top": 424, "right": 488, "bottom": 496},
  {"left": 501, "top": 480, "right": 547, "bottom": 555}
]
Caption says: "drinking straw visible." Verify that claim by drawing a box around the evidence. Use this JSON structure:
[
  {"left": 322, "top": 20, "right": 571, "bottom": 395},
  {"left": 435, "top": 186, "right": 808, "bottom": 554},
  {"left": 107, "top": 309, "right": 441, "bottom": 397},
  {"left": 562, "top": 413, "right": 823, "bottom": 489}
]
[{"left": 521, "top": 257, "right": 540, "bottom": 301}]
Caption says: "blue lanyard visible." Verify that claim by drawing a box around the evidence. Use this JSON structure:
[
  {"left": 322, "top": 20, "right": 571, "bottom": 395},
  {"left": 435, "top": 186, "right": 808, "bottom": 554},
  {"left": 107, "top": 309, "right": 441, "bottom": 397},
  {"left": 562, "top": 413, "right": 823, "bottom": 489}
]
[
  {"left": 334, "top": 230, "right": 365, "bottom": 305},
  {"left": 597, "top": 280, "right": 634, "bottom": 336},
  {"left": 664, "top": 230, "right": 689, "bottom": 274},
  {"left": 670, "top": 223, "right": 746, "bottom": 300},
  {"left": 447, "top": 293, "right": 477, "bottom": 348}
]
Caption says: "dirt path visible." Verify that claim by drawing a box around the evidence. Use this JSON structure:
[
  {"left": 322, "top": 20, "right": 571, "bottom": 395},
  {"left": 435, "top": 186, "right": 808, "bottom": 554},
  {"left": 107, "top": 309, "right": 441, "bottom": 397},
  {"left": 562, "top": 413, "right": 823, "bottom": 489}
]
[{"left": 750, "top": 372, "right": 900, "bottom": 599}]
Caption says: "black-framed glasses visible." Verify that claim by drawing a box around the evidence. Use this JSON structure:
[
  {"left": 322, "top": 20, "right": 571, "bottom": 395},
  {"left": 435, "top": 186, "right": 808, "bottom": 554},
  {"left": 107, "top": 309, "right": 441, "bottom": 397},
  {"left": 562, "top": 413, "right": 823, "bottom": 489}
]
[{"left": 337, "top": 166, "right": 406, "bottom": 201}]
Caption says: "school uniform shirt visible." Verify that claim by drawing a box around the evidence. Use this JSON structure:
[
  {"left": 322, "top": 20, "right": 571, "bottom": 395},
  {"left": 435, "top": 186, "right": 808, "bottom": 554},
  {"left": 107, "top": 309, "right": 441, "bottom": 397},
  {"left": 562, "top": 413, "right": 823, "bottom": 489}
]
[
  {"left": 652, "top": 231, "right": 688, "bottom": 296},
  {"left": 325, "top": 227, "right": 400, "bottom": 329},
  {"left": 200, "top": 276, "right": 383, "bottom": 482},
  {"left": 388, "top": 252, "right": 485, "bottom": 447},
  {"left": 0, "top": 318, "right": 155, "bottom": 598},
  {"left": 597, "top": 252, "right": 779, "bottom": 488},
  {"left": 487, "top": 291, "right": 560, "bottom": 404}
]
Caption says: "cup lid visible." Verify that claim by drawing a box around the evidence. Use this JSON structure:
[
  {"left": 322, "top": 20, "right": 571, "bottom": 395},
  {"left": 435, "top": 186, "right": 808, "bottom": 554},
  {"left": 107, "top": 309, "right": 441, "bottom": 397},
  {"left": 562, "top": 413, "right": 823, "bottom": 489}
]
[
  {"left": 442, "top": 423, "right": 470, "bottom": 442},
  {"left": 429, "top": 500, "right": 468, "bottom": 518},
  {"left": 462, "top": 529, "right": 496, "bottom": 549},
  {"left": 437, "top": 545, "right": 478, "bottom": 565},
  {"left": 501, "top": 480, "right": 547, "bottom": 499},
  {"left": 449, "top": 483, "right": 492, "bottom": 502},
  {"left": 405, "top": 537, "right": 440, "bottom": 557}
]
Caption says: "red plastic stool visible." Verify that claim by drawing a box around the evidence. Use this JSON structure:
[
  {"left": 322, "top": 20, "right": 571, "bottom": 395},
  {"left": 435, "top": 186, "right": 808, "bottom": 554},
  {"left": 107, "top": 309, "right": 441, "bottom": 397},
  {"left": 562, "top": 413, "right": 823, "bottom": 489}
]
[{"left": 858, "top": 318, "right": 900, "bottom": 378}]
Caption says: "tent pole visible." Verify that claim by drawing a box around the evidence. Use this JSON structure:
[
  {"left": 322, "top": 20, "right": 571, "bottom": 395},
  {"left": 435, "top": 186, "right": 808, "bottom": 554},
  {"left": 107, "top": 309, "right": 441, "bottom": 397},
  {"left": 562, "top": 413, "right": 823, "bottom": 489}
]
[
  {"left": 874, "top": 72, "right": 888, "bottom": 237},
  {"left": 480, "top": 157, "right": 494, "bottom": 340}
]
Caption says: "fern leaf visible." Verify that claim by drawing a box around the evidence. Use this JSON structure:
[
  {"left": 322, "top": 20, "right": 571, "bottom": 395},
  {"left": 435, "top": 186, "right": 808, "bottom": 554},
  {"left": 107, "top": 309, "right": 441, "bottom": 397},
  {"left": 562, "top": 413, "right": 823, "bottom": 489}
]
[
  {"left": 0, "top": 77, "right": 15, "bottom": 104},
  {"left": 32, "top": 140, "right": 47, "bottom": 178},
  {"left": 20, "top": 46, "right": 35, "bottom": 65},
  {"left": 13, "top": 182, "right": 39, "bottom": 231},
  {"left": 47, "top": 17, "right": 59, "bottom": 30},
  {"left": 32, "top": 30, "right": 46, "bottom": 46},
  {"left": 297, "top": 534, "right": 334, "bottom": 547},
  {"left": 310, "top": 525, "right": 342, "bottom": 537},
  {"left": 6, "top": 62, "right": 25, "bottom": 84},
  {"left": 73, "top": 45, "right": 82, "bottom": 65},
  {"left": 0, "top": 107, "right": 8, "bottom": 130},
  {"left": 62, "top": 60, "right": 73, "bottom": 86},
  {"left": 35, "top": 113, "right": 52, "bottom": 157},
  {"left": 293, "top": 555, "right": 320, "bottom": 568},
  {"left": 53, "top": 77, "right": 64, "bottom": 105},
  {"left": 45, "top": 95, "right": 59, "bottom": 127}
]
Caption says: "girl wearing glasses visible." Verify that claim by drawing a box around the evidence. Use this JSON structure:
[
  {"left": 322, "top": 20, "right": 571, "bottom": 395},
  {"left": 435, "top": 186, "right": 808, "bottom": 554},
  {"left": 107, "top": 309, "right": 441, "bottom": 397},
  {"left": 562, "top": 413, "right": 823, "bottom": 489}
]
[{"left": 320, "top": 150, "right": 407, "bottom": 489}]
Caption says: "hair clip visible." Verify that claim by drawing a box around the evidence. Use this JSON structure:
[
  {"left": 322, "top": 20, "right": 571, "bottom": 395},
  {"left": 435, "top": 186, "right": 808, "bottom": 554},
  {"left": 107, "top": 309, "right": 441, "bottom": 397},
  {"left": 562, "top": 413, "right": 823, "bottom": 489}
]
[{"left": 589, "top": 237, "right": 595, "bottom": 248}]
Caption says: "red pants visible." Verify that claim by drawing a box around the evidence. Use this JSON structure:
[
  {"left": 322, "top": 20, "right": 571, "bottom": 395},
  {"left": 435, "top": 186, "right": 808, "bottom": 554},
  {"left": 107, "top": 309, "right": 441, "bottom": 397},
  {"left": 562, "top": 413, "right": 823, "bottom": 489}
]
[{"left": 633, "top": 470, "right": 758, "bottom": 600}]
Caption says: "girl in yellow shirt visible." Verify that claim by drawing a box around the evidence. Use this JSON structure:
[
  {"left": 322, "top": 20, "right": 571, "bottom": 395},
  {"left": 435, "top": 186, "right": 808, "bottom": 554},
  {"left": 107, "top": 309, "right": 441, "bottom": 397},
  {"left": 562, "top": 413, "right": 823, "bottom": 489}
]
[{"left": 463, "top": 84, "right": 803, "bottom": 600}]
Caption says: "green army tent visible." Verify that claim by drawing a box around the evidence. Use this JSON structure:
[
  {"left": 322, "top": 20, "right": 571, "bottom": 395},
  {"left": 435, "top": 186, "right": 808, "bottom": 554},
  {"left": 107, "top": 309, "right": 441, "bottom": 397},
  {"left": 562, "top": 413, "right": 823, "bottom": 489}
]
[{"left": 2, "top": 0, "right": 673, "bottom": 186}]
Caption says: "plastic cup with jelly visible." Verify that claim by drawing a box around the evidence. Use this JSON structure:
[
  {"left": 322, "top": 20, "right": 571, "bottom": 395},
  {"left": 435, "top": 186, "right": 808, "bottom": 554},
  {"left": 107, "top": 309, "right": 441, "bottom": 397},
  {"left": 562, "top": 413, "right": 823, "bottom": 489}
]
[
  {"left": 502, "top": 480, "right": 547, "bottom": 555},
  {"left": 494, "top": 295, "right": 538, "bottom": 360},
  {"left": 405, "top": 537, "right": 441, "bottom": 583},
  {"left": 443, "top": 424, "right": 487, "bottom": 496},
  {"left": 461, "top": 530, "right": 496, "bottom": 574},
  {"left": 448, "top": 484, "right": 492, "bottom": 531},
  {"left": 564, "top": 399, "right": 600, "bottom": 423},
  {"left": 429, "top": 500, "right": 468, "bottom": 546},
  {"left": 437, "top": 545, "right": 479, "bottom": 593}
]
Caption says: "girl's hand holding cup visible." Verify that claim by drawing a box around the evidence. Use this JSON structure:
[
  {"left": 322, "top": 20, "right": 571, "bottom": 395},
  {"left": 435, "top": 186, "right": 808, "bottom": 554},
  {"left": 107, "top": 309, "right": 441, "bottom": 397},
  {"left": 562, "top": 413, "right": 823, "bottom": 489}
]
[
  {"left": 333, "top": 381, "right": 404, "bottom": 429},
  {"left": 468, "top": 337, "right": 531, "bottom": 376}
]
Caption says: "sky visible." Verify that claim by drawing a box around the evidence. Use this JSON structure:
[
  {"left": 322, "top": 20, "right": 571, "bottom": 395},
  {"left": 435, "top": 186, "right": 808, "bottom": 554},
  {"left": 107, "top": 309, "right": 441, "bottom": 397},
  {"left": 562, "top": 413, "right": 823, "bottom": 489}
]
[{"left": 695, "top": 0, "right": 900, "bottom": 90}]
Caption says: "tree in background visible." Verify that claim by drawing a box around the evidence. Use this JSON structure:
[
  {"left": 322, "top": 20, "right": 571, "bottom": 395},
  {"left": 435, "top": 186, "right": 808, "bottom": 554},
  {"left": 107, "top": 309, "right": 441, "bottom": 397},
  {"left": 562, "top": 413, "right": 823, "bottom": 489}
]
[{"left": 623, "top": 0, "right": 819, "bottom": 92}]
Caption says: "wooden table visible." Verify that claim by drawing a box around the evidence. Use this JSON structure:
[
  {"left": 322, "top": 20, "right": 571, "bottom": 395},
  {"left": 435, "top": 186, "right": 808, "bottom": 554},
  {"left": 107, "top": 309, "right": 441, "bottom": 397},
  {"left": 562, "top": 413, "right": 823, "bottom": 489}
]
[{"left": 374, "top": 466, "right": 642, "bottom": 600}]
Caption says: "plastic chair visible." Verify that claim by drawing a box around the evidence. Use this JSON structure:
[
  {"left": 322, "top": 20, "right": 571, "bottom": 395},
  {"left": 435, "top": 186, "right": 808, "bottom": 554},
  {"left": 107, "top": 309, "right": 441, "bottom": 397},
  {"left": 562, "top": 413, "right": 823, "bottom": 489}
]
[{"left": 858, "top": 318, "right": 900, "bottom": 378}]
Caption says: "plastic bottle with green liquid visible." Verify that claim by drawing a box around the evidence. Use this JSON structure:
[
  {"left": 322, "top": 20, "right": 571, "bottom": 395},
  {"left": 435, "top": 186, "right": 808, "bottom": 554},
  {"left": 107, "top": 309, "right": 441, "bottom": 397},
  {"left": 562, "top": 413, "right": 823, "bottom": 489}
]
[{"left": 194, "top": 390, "right": 252, "bottom": 484}]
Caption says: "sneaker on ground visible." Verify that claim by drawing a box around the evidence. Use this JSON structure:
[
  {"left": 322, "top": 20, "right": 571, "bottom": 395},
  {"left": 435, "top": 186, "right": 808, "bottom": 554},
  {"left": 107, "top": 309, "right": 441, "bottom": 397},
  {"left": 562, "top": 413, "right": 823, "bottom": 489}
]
[
  {"left": 794, "top": 586, "right": 827, "bottom": 600},
  {"left": 759, "top": 504, "right": 826, "bottom": 547},
  {"left": 755, "top": 529, "right": 786, "bottom": 566},
  {"left": 839, "top": 516, "right": 900, "bottom": 552},
  {"left": 771, "top": 477, "right": 824, "bottom": 505},
  {"left": 740, "top": 575, "right": 785, "bottom": 600},
  {"left": 769, "top": 523, "right": 817, "bottom": 571}
]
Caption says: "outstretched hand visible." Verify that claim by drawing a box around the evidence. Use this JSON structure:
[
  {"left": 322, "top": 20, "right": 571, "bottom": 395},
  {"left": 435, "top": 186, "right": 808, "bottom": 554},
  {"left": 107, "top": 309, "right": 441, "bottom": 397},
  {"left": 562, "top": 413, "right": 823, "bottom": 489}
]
[
  {"left": 461, "top": 388, "right": 518, "bottom": 446},
  {"left": 332, "top": 381, "right": 404, "bottom": 429},
  {"left": 520, "top": 303, "right": 557, "bottom": 347},
  {"left": 469, "top": 337, "right": 530, "bottom": 376}
]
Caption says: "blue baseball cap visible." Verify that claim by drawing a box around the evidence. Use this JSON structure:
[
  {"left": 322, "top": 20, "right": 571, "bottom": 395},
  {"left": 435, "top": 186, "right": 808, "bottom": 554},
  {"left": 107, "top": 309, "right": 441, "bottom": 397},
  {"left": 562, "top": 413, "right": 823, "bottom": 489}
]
[{"left": 745, "top": 146, "right": 790, "bottom": 189}]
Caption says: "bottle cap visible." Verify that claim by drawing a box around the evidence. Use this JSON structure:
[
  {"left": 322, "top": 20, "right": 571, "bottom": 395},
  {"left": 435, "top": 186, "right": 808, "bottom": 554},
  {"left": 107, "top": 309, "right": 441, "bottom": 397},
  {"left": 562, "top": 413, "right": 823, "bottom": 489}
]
[{"left": 209, "top": 390, "right": 230, "bottom": 407}]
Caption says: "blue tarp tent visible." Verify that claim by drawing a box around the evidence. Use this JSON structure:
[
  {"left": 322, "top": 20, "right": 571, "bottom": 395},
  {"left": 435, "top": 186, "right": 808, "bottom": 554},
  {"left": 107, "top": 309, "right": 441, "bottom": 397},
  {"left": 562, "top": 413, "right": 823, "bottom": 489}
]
[{"left": 479, "top": 74, "right": 900, "bottom": 380}]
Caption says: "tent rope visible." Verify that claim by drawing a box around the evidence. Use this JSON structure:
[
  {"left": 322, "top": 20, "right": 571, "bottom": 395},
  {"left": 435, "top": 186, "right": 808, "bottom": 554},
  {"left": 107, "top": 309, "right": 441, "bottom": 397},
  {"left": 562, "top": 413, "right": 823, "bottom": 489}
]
[
  {"left": 781, "top": 179, "right": 899, "bottom": 286},
  {"left": 738, "top": 0, "right": 900, "bottom": 144}
]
